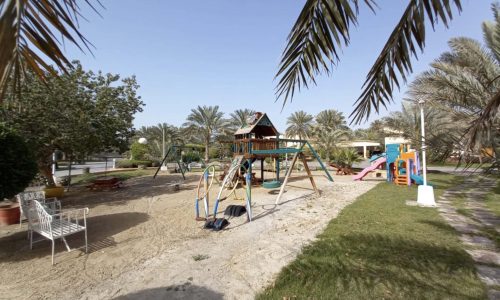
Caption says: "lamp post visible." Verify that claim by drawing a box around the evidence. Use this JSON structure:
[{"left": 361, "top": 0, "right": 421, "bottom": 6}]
[
  {"left": 160, "top": 125, "right": 168, "bottom": 171},
  {"left": 417, "top": 99, "right": 436, "bottom": 207}
]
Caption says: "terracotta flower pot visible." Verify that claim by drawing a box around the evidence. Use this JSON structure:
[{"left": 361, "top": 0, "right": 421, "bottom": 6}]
[
  {"left": 44, "top": 186, "right": 64, "bottom": 198},
  {"left": 0, "top": 202, "right": 20, "bottom": 226}
]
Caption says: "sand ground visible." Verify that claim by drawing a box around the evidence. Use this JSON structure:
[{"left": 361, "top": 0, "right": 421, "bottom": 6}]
[{"left": 0, "top": 170, "right": 380, "bottom": 299}]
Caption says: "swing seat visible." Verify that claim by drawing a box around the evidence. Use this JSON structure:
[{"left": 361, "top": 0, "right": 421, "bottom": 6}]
[{"left": 262, "top": 180, "right": 281, "bottom": 189}]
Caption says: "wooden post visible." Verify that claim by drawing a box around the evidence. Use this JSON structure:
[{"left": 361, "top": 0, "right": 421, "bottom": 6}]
[
  {"left": 275, "top": 151, "right": 300, "bottom": 205},
  {"left": 260, "top": 158, "right": 264, "bottom": 184},
  {"left": 300, "top": 153, "right": 319, "bottom": 196}
]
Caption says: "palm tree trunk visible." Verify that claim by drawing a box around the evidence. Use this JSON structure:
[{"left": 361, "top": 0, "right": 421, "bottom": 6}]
[{"left": 205, "top": 135, "right": 210, "bottom": 163}]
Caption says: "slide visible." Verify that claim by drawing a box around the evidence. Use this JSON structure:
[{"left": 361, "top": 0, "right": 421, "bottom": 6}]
[
  {"left": 410, "top": 174, "right": 424, "bottom": 185},
  {"left": 410, "top": 174, "right": 432, "bottom": 186},
  {"left": 353, "top": 157, "right": 386, "bottom": 181}
]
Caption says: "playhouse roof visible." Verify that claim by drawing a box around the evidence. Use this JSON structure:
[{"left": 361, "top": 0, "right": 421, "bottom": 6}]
[{"left": 234, "top": 113, "right": 279, "bottom": 137}]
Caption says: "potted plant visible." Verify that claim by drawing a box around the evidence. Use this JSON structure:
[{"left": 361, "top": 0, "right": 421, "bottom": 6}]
[{"left": 0, "top": 124, "right": 38, "bottom": 225}]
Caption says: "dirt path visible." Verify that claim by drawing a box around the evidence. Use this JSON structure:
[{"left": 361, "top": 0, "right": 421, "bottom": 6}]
[{"left": 0, "top": 172, "right": 379, "bottom": 299}]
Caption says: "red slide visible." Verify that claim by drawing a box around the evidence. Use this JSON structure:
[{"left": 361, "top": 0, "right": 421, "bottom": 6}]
[{"left": 352, "top": 157, "right": 386, "bottom": 181}]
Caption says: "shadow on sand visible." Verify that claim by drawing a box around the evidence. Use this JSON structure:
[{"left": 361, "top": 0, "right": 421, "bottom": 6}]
[
  {"left": 0, "top": 212, "right": 149, "bottom": 263},
  {"left": 113, "top": 284, "right": 224, "bottom": 300}
]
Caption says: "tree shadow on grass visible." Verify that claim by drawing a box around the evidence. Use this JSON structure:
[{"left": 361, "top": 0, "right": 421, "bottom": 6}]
[
  {"left": 260, "top": 233, "right": 485, "bottom": 299},
  {"left": 62, "top": 174, "right": 197, "bottom": 209},
  {"left": 113, "top": 284, "right": 224, "bottom": 300},
  {"left": 0, "top": 212, "right": 149, "bottom": 263}
]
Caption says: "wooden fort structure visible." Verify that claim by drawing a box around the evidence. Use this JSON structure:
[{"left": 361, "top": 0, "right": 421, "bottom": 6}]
[{"left": 230, "top": 112, "right": 333, "bottom": 204}]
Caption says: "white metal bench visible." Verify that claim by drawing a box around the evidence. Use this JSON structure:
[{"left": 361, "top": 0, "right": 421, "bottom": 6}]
[
  {"left": 17, "top": 191, "right": 61, "bottom": 238},
  {"left": 31, "top": 200, "right": 89, "bottom": 265}
]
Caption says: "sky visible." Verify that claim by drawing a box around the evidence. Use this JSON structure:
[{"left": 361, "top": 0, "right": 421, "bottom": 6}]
[{"left": 65, "top": 0, "right": 493, "bottom": 132}]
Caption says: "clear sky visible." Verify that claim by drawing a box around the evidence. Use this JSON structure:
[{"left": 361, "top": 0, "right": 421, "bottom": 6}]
[{"left": 66, "top": 0, "right": 492, "bottom": 132}]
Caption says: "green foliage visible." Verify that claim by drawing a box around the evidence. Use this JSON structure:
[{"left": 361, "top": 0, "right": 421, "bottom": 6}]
[
  {"left": 116, "top": 159, "right": 152, "bottom": 168},
  {"left": 331, "top": 148, "right": 362, "bottom": 167},
  {"left": 0, "top": 124, "right": 38, "bottom": 200},
  {"left": 130, "top": 142, "right": 149, "bottom": 160},
  {"left": 184, "top": 105, "right": 227, "bottom": 162},
  {"left": 134, "top": 123, "right": 182, "bottom": 160},
  {"left": 285, "top": 110, "right": 314, "bottom": 140},
  {"left": 208, "top": 147, "right": 220, "bottom": 159},
  {"left": 275, "top": 0, "right": 462, "bottom": 125},
  {"left": 3, "top": 62, "right": 144, "bottom": 185},
  {"left": 182, "top": 151, "right": 201, "bottom": 163}
]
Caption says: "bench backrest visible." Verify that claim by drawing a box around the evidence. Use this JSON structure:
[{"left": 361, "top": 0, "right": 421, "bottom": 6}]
[{"left": 33, "top": 200, "right": 53, "bottom": 235}]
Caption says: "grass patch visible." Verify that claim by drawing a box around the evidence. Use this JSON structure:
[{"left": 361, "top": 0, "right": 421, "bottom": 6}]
[
  {"left": 70, "top": 169, "right": 155, "bottom": 185},
  {"left": 484, "top": 179, "right": 500, "bottom": 218},
  {"left": 257, "top": 174, "right": 486, "bottom": 299}
]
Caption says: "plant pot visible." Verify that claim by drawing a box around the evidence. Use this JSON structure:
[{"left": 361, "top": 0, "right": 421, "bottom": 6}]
[
  {"left": 44, "top": 186, "right": 64, "bottom": 198},
  {"left": 0, "top": 202, "right": 20, "bottom": 226}
]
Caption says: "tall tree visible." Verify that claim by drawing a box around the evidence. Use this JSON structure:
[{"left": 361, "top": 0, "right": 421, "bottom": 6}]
[
  {"left": 406, "top": 5, "right": 500, "bottom": 158},
  {"left": 315, "top": 109, "right": 349, "bottom": 131},
  {"left": 285, "top": 110, "right": 314, "bottom": 140},
  {"left": 3, "top": 62, "right": 143, "bottom": 186},
  {"left": 312, "top": 109, "right": 350, "bottom": 160},
  {"left": 229, "top": 108, "right": 256, "bottom": 131},
  {"left": 184, "top": 105, "right": 226, "bottom": 162},
  {"left": 135, "top": 123, "right": 181, "bottom": 160}
]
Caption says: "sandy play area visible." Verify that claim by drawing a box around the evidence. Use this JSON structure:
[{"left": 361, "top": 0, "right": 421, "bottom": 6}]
[{"left": 0, "top": 170, "right": 379, "bottom": 299}]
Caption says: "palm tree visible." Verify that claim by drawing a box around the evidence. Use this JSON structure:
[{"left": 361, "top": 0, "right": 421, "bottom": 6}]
[
  {"left": 135, "top": 123, "right": 182, "bottom": 160},
  {"left": 229, "top": 108, "right": 255, "bottom": 131},
  {"left": 0, "top": 0, "right": 98, "bottom": 99},
  {"left": 404, "top": 5, "right": 500, "bottom": 157},
  {"left": 5, "top": 0, "right": 495, "bottom": 144},
  {"left": 275, "top": 0, "right": 465, "bottom": 125},
  {"left": 314, "top": 109, "right": 348, "bottom": 131},
  {"left": 184, "top": 105, "right": 226, "bottom": 162},
  {"left": 312, "top": 109, "right": 350, "bottom": 160},
  {"left": 314, "top": 129, "right": 349, "bottom": 161},
  {"left": 382, "top": 102, "right": 457, "bottom": 161},
  {"left": 285, "top": 110, "right": 314, "bottom": 140}
]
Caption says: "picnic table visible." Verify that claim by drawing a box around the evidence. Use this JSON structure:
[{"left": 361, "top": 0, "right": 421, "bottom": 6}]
[{"left": 87, "top": 177, "right": 123, "bottom": 190}]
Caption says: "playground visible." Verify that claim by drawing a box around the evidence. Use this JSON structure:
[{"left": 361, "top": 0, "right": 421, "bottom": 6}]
[{"left": 0, "top": 170, "right": 378, "bottom": 299}]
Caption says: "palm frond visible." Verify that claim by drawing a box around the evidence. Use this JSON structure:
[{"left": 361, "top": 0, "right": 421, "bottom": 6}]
[
  {"left": 0, "top": 0, "right": 100, "bottom": 101},
  {"left": 466, "top": 89, "right": 500, "bottom": 149},
  {"left": 350, "top": 0, "right": 462, "bottom": 124},
  {"left": 275, "top": 0, "right": 376, "bottom": 106}
]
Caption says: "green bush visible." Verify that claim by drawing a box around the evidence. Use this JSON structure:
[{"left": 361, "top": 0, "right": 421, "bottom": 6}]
[
  {"left": 182, "top": 151, "right": 201, "bottom": 163},
  {"left": 130, "top": 142, "right": 149, "bottom": 160},
  {"left": 0, "top": 124, "right": 38, "bottom": 200},
  {"left": 209, "top": 147, "right": 219, "bottom": 159},
  {"left": 116, "top": 159, "right": 152, "bottom": 168}
]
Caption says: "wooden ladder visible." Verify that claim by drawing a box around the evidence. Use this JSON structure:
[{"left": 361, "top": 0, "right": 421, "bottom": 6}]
[{"left": 395, "top": 175, "right": 408, "bottom": 186}]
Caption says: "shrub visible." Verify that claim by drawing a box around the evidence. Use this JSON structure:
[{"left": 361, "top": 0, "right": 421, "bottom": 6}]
[
  {"left": 0, "top": 124, "right": 38, "bottom": 200},
  {"left": 209, "top": 147, "right": 219, "bottom": 159},
  {"left": 130, "top": 142, "right": 149, "bottom": 160},
  {"left": 182, "top": 151, "right": 201, "bottom": 163},
  {"left": 116, "top": 159, "right": 152, "bottom": 168},
  {"left": 331, "top": 148, "right": 363, "bottom": 167}
]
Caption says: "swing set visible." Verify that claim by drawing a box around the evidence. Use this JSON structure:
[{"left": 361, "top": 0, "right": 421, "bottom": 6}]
[{"left": 194, "top": 112, "right": 333, "bottom": 223}]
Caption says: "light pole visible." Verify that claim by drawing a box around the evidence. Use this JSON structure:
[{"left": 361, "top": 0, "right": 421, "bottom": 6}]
[
  {"left": 417, "top": 99, "right": 436, "bottom": 206},
  {"left": 160, "top": 125, "right": 168, "bottom": 171}
]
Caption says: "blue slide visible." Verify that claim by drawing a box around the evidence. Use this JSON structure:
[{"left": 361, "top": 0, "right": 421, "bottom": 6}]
[
  {"left": 410, "top": 174, "right": 424, "bottom": 185},
  {"left": 410, "top": 174, "right": 433, "bottom": 186}
]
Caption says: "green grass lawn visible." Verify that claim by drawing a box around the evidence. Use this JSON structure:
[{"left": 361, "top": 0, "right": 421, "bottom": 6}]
[
  {"left": 257, "top": 174, "right": 486, "bottom": 299},
  {"left": 484, "top": 179, "right": 500, "bottom": 218},
  {"left": 70, "top": 169, "right": 155, "bottom": 185}
]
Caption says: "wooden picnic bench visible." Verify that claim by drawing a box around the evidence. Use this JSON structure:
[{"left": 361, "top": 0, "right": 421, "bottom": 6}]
[{"left": 87, "top": 177, "right": 123, "bottom": 190}]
